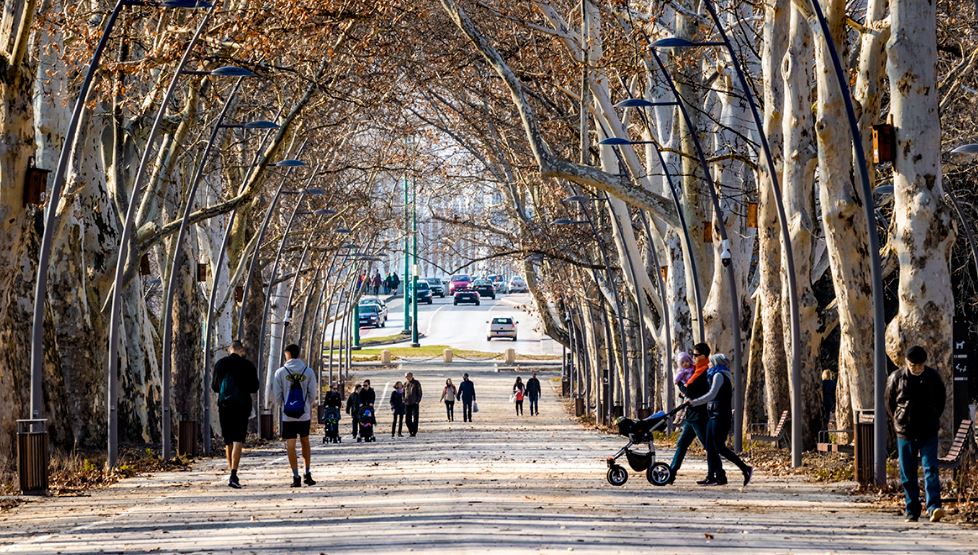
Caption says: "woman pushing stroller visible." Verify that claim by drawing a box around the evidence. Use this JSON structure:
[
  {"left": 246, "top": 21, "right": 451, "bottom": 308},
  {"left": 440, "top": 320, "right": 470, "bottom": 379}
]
[{"left": 682, "top": 352, "right": 753, "bottom": 487}]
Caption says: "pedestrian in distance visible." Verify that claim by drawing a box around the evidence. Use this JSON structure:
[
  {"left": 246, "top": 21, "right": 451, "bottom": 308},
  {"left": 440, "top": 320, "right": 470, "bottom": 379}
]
[
  {"left": 320, "top": 383, "right": 343, "bottom": 444},
  {"left": 441, "top": 378, "right": 458, "bottom": 421},
  {"left": 513, "top": 377, "right": 525, "bottom": 416},
  {"left": 384, "top": 273, "right": 393, "bottom": 295},
  {"left": 360, "top": 379, "right": 376, "bottom": 407},
  {"left": 457, "top": 373, "right": 476, "bottom": 422},
  {"left": 346, "top": 384, "right": 362, "bottom": 439},
  {"left": 211, "top": 340, "right": 259, "bottom": 489},
  {"left": 885, "top": 345, "right": 947, "bottom": 523},
  {"left": 371, "top": 271, "right": 382, "bottom": 296},
  {"left": 391, "top": 272, "right": 401, "bottom": 295},
  {"left": 821, "top": 369, "right": 837, "bottom": 431},
  {"left": 670, "top": 347, "right": 709, "bottom": 483},
  {"left": 683, "top": 352, "right": 752, "bottom": 487},
  {"left": 272, "top": 344, "right": 318, "bottom": 488},
  {"left": 403, "top": 372, "right": 423, "bottom": 436},
  {"left": 390, "top": 381, "right": 406, "bottom": 437},
  {"left": 526, "top": 372, "right": 541, "bottom": 416}
]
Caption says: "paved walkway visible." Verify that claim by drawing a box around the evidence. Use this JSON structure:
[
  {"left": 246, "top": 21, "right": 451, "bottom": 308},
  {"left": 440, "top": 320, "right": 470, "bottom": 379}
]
[{"left": 1, "top": 368, "right": 975, "bottom": 554}]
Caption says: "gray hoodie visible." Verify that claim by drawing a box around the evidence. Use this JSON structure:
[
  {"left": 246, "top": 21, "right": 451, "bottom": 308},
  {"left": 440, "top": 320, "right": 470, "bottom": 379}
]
[{"left": 272, "top": 358, "right": 317, "bottom": 422}]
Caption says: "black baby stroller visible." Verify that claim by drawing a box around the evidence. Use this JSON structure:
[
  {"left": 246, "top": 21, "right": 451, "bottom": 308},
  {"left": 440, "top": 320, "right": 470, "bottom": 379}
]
[
  {"left": 320, "top": 406, "right": 341, "bottom": 444},
  {"left": 606, "top": 405, "right": 686, "bottom": 487},
  {"left": 357, "top": 405, "right": 376, "bottom": 443}
]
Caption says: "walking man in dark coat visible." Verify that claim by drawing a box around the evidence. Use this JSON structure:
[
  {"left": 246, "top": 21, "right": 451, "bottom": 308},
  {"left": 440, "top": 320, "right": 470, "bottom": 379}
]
[
  {"left": 886, "top": 345, "right": 947, "bottom": 522},
  {"left": 457, "top": 373, "right": 477, "bottom": 422},
  {"left": 526, "top": 372, "right": 542, "bottom": 416},
  {"left": 212, "top": 340, "right": 259, "bottom": 488},
  {"left": 404, "top": 372, "right": 423, "bottom": 436}
]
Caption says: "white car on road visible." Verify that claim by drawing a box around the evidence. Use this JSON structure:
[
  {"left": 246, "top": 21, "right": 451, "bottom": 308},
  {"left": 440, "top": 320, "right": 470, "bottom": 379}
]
[{"left": 486, "top": 316, "right": 518, "bottom": 341}]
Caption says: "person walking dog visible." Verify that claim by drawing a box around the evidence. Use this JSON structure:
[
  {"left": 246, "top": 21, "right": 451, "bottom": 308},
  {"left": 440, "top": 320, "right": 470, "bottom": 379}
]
[
  {"left": 886, "top": 345, "right": 947, "bottom": 523},
  {"left": 211, "top": 340, "right": 259, "bottom": 488}
]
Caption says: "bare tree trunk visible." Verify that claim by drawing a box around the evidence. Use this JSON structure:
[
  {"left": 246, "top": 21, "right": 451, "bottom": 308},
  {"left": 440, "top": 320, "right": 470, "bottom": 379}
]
[
  {"left": 758, "top": 0, "right": 790, "bottom": 427},
  {"left": 884, "top": 0, "right": 955, "bottom": 439}
]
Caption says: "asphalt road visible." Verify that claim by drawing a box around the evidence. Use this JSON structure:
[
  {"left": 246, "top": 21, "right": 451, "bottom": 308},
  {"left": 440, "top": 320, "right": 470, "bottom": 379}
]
[{"left": 345, "top": 293, "right": 561, "bottom": 355}]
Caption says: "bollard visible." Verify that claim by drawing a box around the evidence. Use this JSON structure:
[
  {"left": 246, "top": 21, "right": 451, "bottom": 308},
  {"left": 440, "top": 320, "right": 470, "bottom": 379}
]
[
  {"left": 561, "top": 377, "right": 570, "bottom": 397},
  {"left": 177, "top": 420, "right": 199, "bottom": 457},
  {"left": 17, "top": 419, "right": 48, "bottom": 496},
  {"left": 443, "top": 348, "right": 453, "bottom": 363},
  {"left": 381, "top": 349, "right": 392, "bottom": 366},
  {"left": 574, "top": 398, "right": 585, "bottom": 417},
  {"left": 504, "top": 348, "right": 516, "bottom": 365}
]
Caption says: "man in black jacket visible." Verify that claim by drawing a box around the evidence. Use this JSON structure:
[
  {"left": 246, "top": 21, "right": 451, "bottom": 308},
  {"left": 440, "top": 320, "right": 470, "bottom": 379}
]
[
  {"left": 525, "top": 372, "right": 541, "bottom": 416},
  {"left": 457, "top": 373, "right": 477, "bottom": 422},
  {"left": 212, "top": 341, "right": 259, "bottom": 489},
  {"left": 885, "top": 345, "right": 947, "bottom": 523},
  {"left": 404, "top": 372, "right": 423, "bottom": 436}
]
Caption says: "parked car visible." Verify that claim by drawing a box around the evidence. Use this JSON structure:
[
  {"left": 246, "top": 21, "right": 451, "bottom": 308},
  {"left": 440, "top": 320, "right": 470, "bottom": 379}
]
[
  {"left": 449, "top": 274, "right": 472, "bottom": 295},
  {"left": 508, "top": 276, "right": 528, "bottom": 293},
  {"left": 453, "top": 288, "right": 480, "bottom": 306},
  {"left": 409, "top": 280, "right": 433, "bottom": 305},
  {"left": 425, "top": 277, "right": 445, "bottom": 297},
  {"left": 486, "top": 316, "right": 517, "bottom": 341},
  {"left": 472, "top": 279, "right": 496, "bottom": 300},
  {"left": 357, "top": 303, "right": 386, "bottom": 328}
]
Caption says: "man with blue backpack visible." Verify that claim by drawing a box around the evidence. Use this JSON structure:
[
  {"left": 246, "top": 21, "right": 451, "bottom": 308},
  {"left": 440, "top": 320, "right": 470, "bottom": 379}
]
[
  {"left": 272, "top": 344, "right": 318, "bottom": 487},
  {"left": 212, "top": 340, "right": 259, "bottom": 489}
]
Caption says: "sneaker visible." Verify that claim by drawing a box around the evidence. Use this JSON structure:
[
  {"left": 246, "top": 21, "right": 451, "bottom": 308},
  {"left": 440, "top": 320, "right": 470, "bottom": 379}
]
[
  {"left": 228, "top": 477, "right": 241, "bottom": 489},
  {"left": 304, "top": 472, "right": 316, "bottom": 486},
  {"left": 743, "top": 467, "right": 753, "bottom": 487},
  {"left": 291, "top": 476, "right": 302, "bottom": 488},
  {"left": 905, "top": 514, "right": 919, "bottom": 523},
  {"left": 929, "top": 508, "right": 945, "bottom": 523}
]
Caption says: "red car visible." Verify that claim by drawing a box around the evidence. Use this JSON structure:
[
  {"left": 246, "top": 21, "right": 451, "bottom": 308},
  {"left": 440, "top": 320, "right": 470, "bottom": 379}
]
[{"left": 449, "top": 274, "right": 472, "bottom": 295}]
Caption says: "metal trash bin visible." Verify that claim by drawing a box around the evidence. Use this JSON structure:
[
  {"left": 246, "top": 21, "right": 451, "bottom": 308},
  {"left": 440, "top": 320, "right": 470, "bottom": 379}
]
[
  {"left": 260, "top": 413, "right": 274, "bottom": 440},
  {"left": 177, "top": 420, "right": 199, "bottom": 457},
  {"left": 612, "top": 405, "right": 624, "bottom": 420},
  {"left": 17, "top": 419, "right": 48, "bottom": 495},
  {"left": 575, "top": 397, "right": 585, "bottom": 416},
  {"left": 853, "top": 409, "right": 875, "bottom": 485}
]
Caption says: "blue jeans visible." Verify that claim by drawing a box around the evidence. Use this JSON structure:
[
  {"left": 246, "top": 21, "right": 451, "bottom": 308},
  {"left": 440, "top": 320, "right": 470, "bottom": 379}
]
[
  {"left": 897, "top": 436, "right": 942, "bottom": 517},
  {"left": 670, "top": 417, "right": 707, "bottom": 473}
]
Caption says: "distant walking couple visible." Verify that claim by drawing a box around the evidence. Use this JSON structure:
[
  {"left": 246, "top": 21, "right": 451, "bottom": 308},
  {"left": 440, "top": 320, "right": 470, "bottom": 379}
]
[{"left": 441, "top": 373, "right": 477, "bottom": 422}]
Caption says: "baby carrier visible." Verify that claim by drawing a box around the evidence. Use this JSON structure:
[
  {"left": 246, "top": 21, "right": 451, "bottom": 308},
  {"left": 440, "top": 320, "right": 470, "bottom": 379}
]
[{"left": 357, "top": 405, "right": 376, "bottom": 442}]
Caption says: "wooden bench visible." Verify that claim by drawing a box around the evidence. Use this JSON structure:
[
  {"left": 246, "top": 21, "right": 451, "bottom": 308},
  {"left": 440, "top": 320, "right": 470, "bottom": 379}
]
[
  {"left": 748, "top": 410, "right": 789, "bottom": 448},
  {"left": 817, "top": 429, "right": 854, "bottom": 455},
  {"left": 938, "top": 419, "right": 973, "bottom": 470}
]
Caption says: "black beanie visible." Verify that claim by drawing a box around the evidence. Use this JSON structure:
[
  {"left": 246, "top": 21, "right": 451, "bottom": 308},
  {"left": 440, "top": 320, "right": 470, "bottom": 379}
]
[
  {"left": 693, "top": 342, "right": 711, "bottom": 357},
  {"left": 906, "top": 346, "right": 927, "bottom": 364}
]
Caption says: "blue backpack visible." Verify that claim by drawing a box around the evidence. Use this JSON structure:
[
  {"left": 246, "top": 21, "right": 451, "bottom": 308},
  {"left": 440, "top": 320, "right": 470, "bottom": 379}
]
[{"left": 283, "top": 368, "right": 307, "bottom": 418}]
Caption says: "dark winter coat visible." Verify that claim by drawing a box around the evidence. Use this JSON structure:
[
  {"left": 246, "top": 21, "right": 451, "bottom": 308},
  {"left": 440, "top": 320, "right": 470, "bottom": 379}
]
[
  {"left": 346, "top": 392, "right": 361, "bottom": 416},
  {"left": 885, "top": 366, "right": 946, "bottom": 440},
  {"left": 390, "top": 390, "right": 406, "bottom": 415},
  {"left": 360, "top": 386, "right": 376, "bottom": 406},
  {"left": 404, "top": 379, "right": 423, "bottom": 405},
  {"left": 526, "top": 377, "right": 541, "bottom": 399},
  {"left": 324, "top": 390, "right": 342, "bottom": 408},
  {"left": 211, "top": 354, "right": 259, "bottom": 414},
  {"left": 457, "top": 379, "right": 476, "bottom": 402}
]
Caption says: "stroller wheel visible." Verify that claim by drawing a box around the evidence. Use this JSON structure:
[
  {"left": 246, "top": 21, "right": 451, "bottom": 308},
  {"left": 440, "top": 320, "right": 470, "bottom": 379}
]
[
  {"left": 606, "top": 464, "right": 628, "bottom": 486},
  {"left": 647, "top": 462, "right": 673, "bottom": 486}
]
